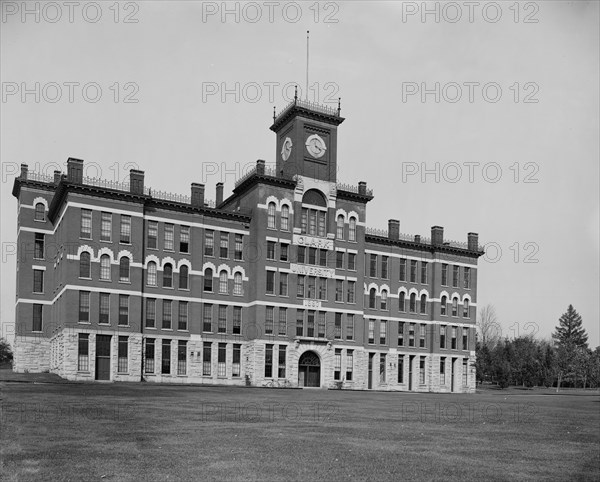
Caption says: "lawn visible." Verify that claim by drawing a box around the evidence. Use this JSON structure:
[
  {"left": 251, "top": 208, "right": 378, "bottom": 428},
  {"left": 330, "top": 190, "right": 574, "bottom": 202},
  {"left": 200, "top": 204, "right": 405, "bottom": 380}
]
[{"left": 1, "top": 376, "right": 599, "bottom": 481}]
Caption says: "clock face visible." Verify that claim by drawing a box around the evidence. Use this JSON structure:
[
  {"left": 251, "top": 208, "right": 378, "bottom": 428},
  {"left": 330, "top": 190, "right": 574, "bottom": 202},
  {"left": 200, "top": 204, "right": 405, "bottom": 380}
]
[
  {"left": 305, "top": 134, "right": 327, "bottom": 158},
  {"left": 281, "top": 137, "right": 292, "bottom": 161}
]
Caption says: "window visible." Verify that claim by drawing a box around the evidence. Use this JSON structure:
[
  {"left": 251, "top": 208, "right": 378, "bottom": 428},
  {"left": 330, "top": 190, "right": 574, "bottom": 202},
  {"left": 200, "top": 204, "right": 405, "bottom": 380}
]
[
  {"left": 35, "top": 202, "right": 45, "bottom": 221},
  {"left": 203, "top": 304, "right": 212, "bottom": 332},
  {"left": 78, "top": 334, "right": 89, "bottom": 371},
  {"left": 452, "top": 297, "right": 459, "bottom": 317},
  {"left": 99, "top": 293, "right": 110, "bottom": 324},
  {"left": 147, "top": 221, "right": 158, "bottom": 249},
  {"left": 297, "top": 275, "right": 305, "bottom": 298},
  {"left": 119, "top": 257, "right": 130, "bottom": 282},
  {"left": 380, "top": 321, "right": 387, "bottom": 345},
  {"left": 369, "top": 288, "right": 376, "bottom": 309},
  {"left": 266, "top": 241, "right": 275, "bottom": 260},
  {"left": 179, "top": 265, "right": 189, "bottom": 290},
  {"left": 278, "top": 308, "right": 287, "bottom": 336},
  {"left": 101, "top": 212, "right": 112, "bottom": 242},
  {"left": 346, "top": 351, "right": 354, "bottom": 381},
  {"left": 177, "top": 301, "right": 188, "bottom": 331},
  {"left": 398, "top": 322, "right": 404, "bottom": 346},
  {"left": 419, "top": 324, "right": 426, "bottom": 348},
  {"left": 266, "top": 271, "right": 275, "bottom": 294},
  {"left": 440, "top": 358, "right": 446, "bottom": 385},
  {"left": 220, "top": 233, "right": 229, "bottom": 258},
  {"left": 410, "top": 260, "right": 417, "bottom": 283},
  {"left": 80, "top": 209, "right": 91, "bottom": 238},
  {"left": 348, "top": 252, "right": 356, "bottom": 271},
  {"left": 319, "top": 249, "right": 327, "bottom": 267},
  {"left": 347, "top": 281, "right": 355, "bottom": 304},
  {"left": 281, "top": 205, "right": 290, "bottom": 231},
  {"left": 463, "top": 358, "right": 469, "bottom": 386},
  {"left": 232, "top": 344, "right": 241, "bottom": 377},
  {"left": 349, "top": 217, "right": 356, "bottom": 241},
  {"left": 334, "top": 313, "right": 342, "bottom": 339},
  {"left": 178, "top": 341, "right": 187, "bottom": 375},
  {"left": 119, "top": 295, "right": 129, "bottom": 325},
  {"left": 409, "top": 293, "right": 416, "bottom": 313},
  {"left": 463, "top": 299, "right": 470, "bottom": 318},
  {"left": 118, "top": 336, "right": 128, "bottom": 372},
  {"left": 399, "top": 258, "right": 407, "bottom": 281},
  {"left": 441, "top": 296, "right": 447, "bottom": 316},
  {"left": 421, "top": 262, "right": 427, "bottom": 284},
  {"left": 99, "top": 255, "right": 111, "bottom": 280},
  {"left": 161, "top": 223, "right": 173, "bottom": 251},
  {"left": 34, "top": 233, "right": 44, "bottom": 259},
  {"left": 420, "top": 294, "right": 427, "bottom": 314},
  {"left": 146, "top": 298, "right": 156, "bottom": 328},
  {"left": 267, "top": 202, "right": 276, "bottom": 229},
  {"left": 79, "top": 252, "right": 91, "bottom": 278},
  {"left": 336, "top": 251, "right": 344, "bottom": 269},
  {"left": 301, "top": 207, "right": 326, "bottom": 237},
  {"left": 203, "top": 342, "right": 212, "bottom": 376},
  {"left": 463, "top": 327, "right": 469, "bottom": 350},
  {"left": 464, "top": 267, "right": 471, "bottom": 289},
  {"left": 204, "top": 230, "right": 214, "bottom": 256},
  {"left": 308, "top": 248, "right": 317, "bottom": 265},
  {"left": 265, "top": 306, "right": 274, "bottom": 334},
  {"left": 440, "top": 326, "right": 446, "bottom": 349},
  {"left": 296, "top": 310, "right": 304, "bottom": 336},
  {"left": 336, "top": 215, "right": 344, "bottom": 239},
  {"left": 278, "top": 345, "right": 286, "bottom": 378},
  {"left": 162, "top": 339, "right": 171, "bottom": 374},
  {"left": 334, "top": 349, "right": 342, "bottom": 380},
  {"left": 79, "top": 291, "right": 90, "bottom": 322},
  {"left": 163, "top": 263, "right": 173, "bottom": 288},
  {"left": 163, "top": 300, "right": 174, "bottom": 329},
  {"left": 145, "top": 339, "right": 155, "bottom": 373},
  {"left": 398, "top": 355, "right": 404, "bottom": 384},
  {"left": 233, "top": 307, "right": 242, "bottom": 334},
  {"left": 147, "top": 262, "right": 157, "bottom": 286},
  {"left": 177, "top": 226, "right": 190, "bottom": 253},
  {"left": 318, "top": 312, "right": 326, "bottom": 338},
  {"left": 233, "top": 272, "right": 243, "bottom": 295},
  {"left": 204, "top": 268, "right": 213, "bottom": 292},
  {"left": 368, "top": 320, "right": 375, "bottom": 344},
  {"left": 307, "top": 311, "right": 315, "bottom": 337},
  {"left": 32, "top": 304, "right": 42, "bottom": 331},
  {"left": 218, "top": 305, "right": 227, "bottom": 333},
  {"left": 219, "top": 270, "right": 228, "bottom": 294},
  {"left": 452, "top": 265, "right": 459, "bottom": 287},
  {"left": 408, "top": 323, "right": 415, "bottom": 347},
  {"left": 279, "top": 273, "right": 288, "bottom": 296},
  {"left": 280, "top": 243, "right": 289, "bottom": 262},
  {"left": 381, "top": 256, "right": 389, "bottom": 279},
  {"left": 369, "top": 254, "right": 377, "bottom": 277},
  {"left": 335, "top": 280, "right": 343, "bottom": 302},
  {"left": 120, "top": 215, "right": 131, "bottom": 244},
  {"left": 381, "top": 290, "right": 388, "bottom": 310},
  {"left": 297, "top": 246, "right": 306, "bottom": 264},
  {"left": 234, "top": 234, "right": 243, "bottom": 260},
  {"left": 441, "top": 264, "right": 448, "bottom": 286},
  {"left": 380, "top": 354, "right": 386, "bottom": 383},
  {"left": 399, "top": 292, "right": 406, "bottom": 312},
  {"left": 420, "top": 357, "right": 426, "bottom": 384},
  {"left": 346, "top": 314, "right": 354, "bottom": 340},
  {"left": 451, "top": 326, "right": 457, "bottom": 349},
  {"left": 218, "top": 343, "right": 226, "bottom": 377},
  {"left": 265, "top": 344, "right": 273, "bottom": 377}
]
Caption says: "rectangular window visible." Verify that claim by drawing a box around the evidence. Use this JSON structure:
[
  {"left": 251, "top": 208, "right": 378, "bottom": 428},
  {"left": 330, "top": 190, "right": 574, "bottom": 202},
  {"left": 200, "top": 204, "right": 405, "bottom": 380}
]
[
  {"left": 319, "top": 249, "right": 327, "bottom": 267},
  {"left": 464, "top": 267, "right": 471, "bottom": 289},
  {"left": 346, "top": 314, "right": 354, "bottom": 340},
  {"left": 218, "top": 305, "right": 227, "bottom": 333},
  {"left": 318, "top": 211, "right": 326, "bottom": 237},
  {"left": 79, "top": 291, "right": 90, "bottom": 323},
  {"left": 234, "top": 234, "right": 243, "bottom": 260},
  {"left": 346, "top": 350, "right": 354, "bottom": 381},
  {"left": 440, "top": 358, "right": 446, "bottom": 385},
  {"left": 33, "top": 269, "right": 44, "bottom": 293},
  {"left": 307, "top": 311, "right": 315, "bottom": 337},
  {"left": 296, "top": 310, "right": 304, "bottom": 337},
  {"left": 265, "top": 306, "right": 274, "bottom": 334},
  {"left": 120, "top": 215, "right": 131, "bottom": 244},
  {"left": 440, "top": 326, "right": 446, "bottom": 349},
  {"left": 32, "top": 304, "right": 43, "bottom": 331},
  {"left": 398, "top": 355, "right": 404, "bottom": 384},
  {"left": 441, "top": 264, "right": 448, "bottom": 286},
  {"left": 420, "top": 357, "right": 426, "bottom": 384},
  {"left": 203, "top": 342, "right": 212, "bottom": 376},
  {"left": 164, "top": 223, "right": 174, "bottom": 251},
  {"left": 421, "top": 262, "right": 428, "bottom": 284},
  {"left": 34, "top": 233, "right": 44, "bottom": 259},
  {"left": 99, "top": 293, "right": 110, "bottom": 324},
  {"left": 78, "top": 334, "right": 89, "bottom": 371},
  {"left": 279, "top": 272, "right": 288, "bottom": 296},
  {"left": 419, "top": 324, "right": 426, "bottom": 348},
  {"left": 336, "top": 251, "right": 344, "bottom": 269},
  {"left": 232, "top": 344, "right": 241, "bottom": 377},
  {"left": 348, "top": 252, "right": 356, "bottom": 271},
  {"left": 308, "top": 247, "right": 317, "bottom": 265},
  {"left": 100, "top": 212, "right": 112, "bottom": 242},
  {"left": 334, "top": 313, "right": 342, "bottom": 339},
  {"left": 266, "top": 271, "right": 275, "bottom": 294},
  {"left": 380, "top": 354, "right": 386, "bottom": 383},
  {"left": 233, "top": 306, "right": 242, "bottom": 335},
  {"left": 452, "top": 265, "right": 459, "bottom": 287},
  {"left": 369, "top": 254, "right": 377, "bottom": 277},
  {"left": 334, "top": 349, "right": 342, "bottom": 380},
  {"left": 177, "top": 340, "right": 187, "bottom": 375},
  {"left": 278, "top": 345, "right": 286, "bottom": 378},
  {"left": 463, "top": 358, "right": 468, "bottom": 386},
  {"left": 463, "top": 327, "right": 469, "bottom": 350},
  {"left": 451, "top": 326, "right": 457, "bottom": 349},
  {"left": 278, "top": 308, "right": 287, "bottom": 336},
  {"left": 297, "top": 275, "right": 305, "bottom": 298},
  {"left": 266, "top": 241, "right": 275, "bottom": 260},
  {"left": 265, "top": 344, "right": 273, "bottom": 378},
  {"left": 80, "top": 209, "right": 92, "bottom": 239},
  {"left": 380, "top": 321, "right": 387, "bottom": 345},
  {"left": 335, "top": 279, "right": 343, "bottom": 302},
  {"left": 347, "top": 281, "right": 355, "bottom": 303},
  {"left": 318, "top": 277, "right": 327, "bottom": 300},
  {"left": 399, "top": 258, "right": 407, "bottom": 281},
  {"left": 381, "top": 256, "right": 388, "bottom": 279},
  {"left": 220, "top": 233, "right": 229, "bottom": 258},
  {"left": 179, "top": 225, "right": 190, "bottom": 253},
  {"left": 118, "top": 336, "right": 128, "bottom": 373},
  {"left": 317, "top": 312, "right": 326, "bottom": 338},
  {"left": 280, "top": 243, "right": 289, "bottom": 262},
  {"left": 204, "top": 230, "right": 214, "bottom": 256},
  {"left": 161, "top": 339, "right": 171, "bottom": 375},
  {"left": 147, "top": 221, "right": 158, "bottom": 249},
  {"left": 408, "top": 323, "right": 415, "bottom": 347},
  {"left": 203, "top": 304, "right": 212, "bottom": 332},
  {"left": 307, "top": 276, "right": 316, "bottom": 299},
  {"left": 398, "top": 322, "right": 404, "bottom": 347},
  {"left": 368, "top": 320, "right": 374, "bottom": 344},
  {"left": 297, "top": 246, "right": 306, "bottom": 264},
  {"left": 145, "top": 339, "right": 155, "bottom": 373},
  {"left": 146, "top": 298, "right": 156, "bottom": 328},
  {"left": 162, "top": 300, "right": 172, "bottom": 329},
  {"left": 218, "top": 343, "right": 226, "bottom": 377},
  {"left": 410, "top": 260, "right": 417, "bottom": 283},
  {"left": 178, "top": 301, "right": 188, "bottom": 330}
]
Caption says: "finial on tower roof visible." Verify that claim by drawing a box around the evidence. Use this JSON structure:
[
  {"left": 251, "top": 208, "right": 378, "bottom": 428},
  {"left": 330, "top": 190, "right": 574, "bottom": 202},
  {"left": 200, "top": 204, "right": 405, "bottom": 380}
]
[
  {"left": 294, "top": 85, "right": 298, "bottom": 104},
  {"left": 338, "top": 97, "right": 341, "bottom": 116},
  {"left": 273, "top": 106, "right": 276, "bottom": 122}
]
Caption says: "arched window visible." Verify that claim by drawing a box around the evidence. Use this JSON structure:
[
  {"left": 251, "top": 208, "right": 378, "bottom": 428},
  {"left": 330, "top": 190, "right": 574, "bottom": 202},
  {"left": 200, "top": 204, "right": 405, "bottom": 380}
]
[
  {"left": 420, "top": 294, "right": 427, "bottom": 314},
  {"left": 179, "top": 265, "right": 189, "bottom": 290},
  {"left": 100, "top": 254, "right": 111, "bottom": 280},
  {"left": 463, "top": 299, "right": 470, "bottom": 318},
  {"left": 336, "top": 215, "right": 344, "bottom": 239},
  {"left": 233, "top": 272, "right": 243, "bottom": 295},
  {"left": 399, "top": 292, "right": 406, "bottom": 312},
  {"left": 147, "top": 261, "right": 157, "bottom": 286},
  {"left": 281, "top": 204, "right": 290, "bottom": 231},
  {"left": 204, "top": 268, "right": 213, "bottom": 292},
  {"left": 34, "top": 203, "right": 45, "bottom": 221},
  {"left": 369, "top": 288, "right": 376, "bottom": 309},
  {"left": 409, "top": 293, "right": 417, "bottom": 313},
  {"left": 381, "top": 290, "right": 388, "bottom": 310},
  {"left": 349, "top": 217, "right": 357, "bottom": 242},
  {"left": 452, "top": 297, "right": 459, "bottom": 317},
  {"left": 219, "top": 270, "right": 228, "bottom": 294},
  {"left": 163, "top": 263, "right": 173, "bottom": 288},
  {"left": 301, "top": 190, "right": 327, "bottom": 237},
  {"left": 79, "top": 252, "right": 91, "bottom": 278},
  {"left": 119, "top": 257, "right": 130, "bottom": 282},
  {"left": 441, "top": 295, "right": 447, "bottom": 316},
  {"left": 267, "top": 202, "right": 276, "bottom": 229}
]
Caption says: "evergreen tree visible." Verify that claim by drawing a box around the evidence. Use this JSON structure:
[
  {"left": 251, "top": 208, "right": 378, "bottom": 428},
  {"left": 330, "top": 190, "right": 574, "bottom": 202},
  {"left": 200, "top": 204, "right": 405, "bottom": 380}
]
[{"left": 552, "top": 305, "right": 589, "bottom": 349}]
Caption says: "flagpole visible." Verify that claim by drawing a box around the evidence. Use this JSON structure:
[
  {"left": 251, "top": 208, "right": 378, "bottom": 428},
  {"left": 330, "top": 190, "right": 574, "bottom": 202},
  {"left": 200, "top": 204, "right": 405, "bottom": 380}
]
[{"left": 306, "top": 30, "right": 310, "bottom": 101}]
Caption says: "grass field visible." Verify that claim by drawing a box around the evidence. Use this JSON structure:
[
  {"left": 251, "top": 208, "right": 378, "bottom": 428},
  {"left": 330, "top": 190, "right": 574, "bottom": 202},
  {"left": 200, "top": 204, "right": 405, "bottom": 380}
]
[{"left": 1, "top": 376, "right": 599, "bottom": 481}]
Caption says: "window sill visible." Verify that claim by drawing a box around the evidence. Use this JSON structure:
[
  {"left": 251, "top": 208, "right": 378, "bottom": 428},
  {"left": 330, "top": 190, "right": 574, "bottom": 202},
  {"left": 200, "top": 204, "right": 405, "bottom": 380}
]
[
  {"left": 78, "top": 321, "right": 91, "bottom": 325},
  {"left": 120, "top": 241, "right": 132, "bottom": 246},
  {"left": 145, "top": 326, "right": 157, "bottom": 330},
  {"left": 118, "top": 325, "right": 131, "bottom": 328},
  {"left": 100, "top": 240, "right": 112, "bottom": 243},
  {"left": 119, "top": 281, "right": 131, "bottom": 284}
]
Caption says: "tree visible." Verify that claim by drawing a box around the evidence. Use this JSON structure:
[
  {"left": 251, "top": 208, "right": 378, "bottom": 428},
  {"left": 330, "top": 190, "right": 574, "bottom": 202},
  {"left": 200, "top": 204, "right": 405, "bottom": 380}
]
[
  {"left": 552, "top": 305, "right": 589, "bottom": 349},
  {"left": 0, "top": 338, "right": 13, "bottom": 366},
  {"left": 477, "top": 304, "right": 502, "bottom": 349}
]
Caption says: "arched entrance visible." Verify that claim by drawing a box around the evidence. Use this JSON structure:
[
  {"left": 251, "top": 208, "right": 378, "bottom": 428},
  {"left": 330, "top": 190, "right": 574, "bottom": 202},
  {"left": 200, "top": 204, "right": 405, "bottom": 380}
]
[{"left": 298, "top": 351, "right": 321, "bottom": 387}]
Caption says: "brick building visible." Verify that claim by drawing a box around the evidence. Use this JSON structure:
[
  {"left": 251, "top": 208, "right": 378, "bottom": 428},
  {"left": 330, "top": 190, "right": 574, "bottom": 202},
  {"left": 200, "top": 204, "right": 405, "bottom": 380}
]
[{"left": 11, "top": 98, "right": 483, "bottom": 392}]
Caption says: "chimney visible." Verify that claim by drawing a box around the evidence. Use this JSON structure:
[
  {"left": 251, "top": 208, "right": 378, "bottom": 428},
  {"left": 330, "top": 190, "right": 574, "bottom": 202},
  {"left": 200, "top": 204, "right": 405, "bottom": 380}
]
[
  {"left": 256, "top": 159, "right": 265, "bottom": 175},
  {"left": 216, "top": 182, "right": 224, "bottom": 207},
  {"left": 66, "top": 158, "right": 83, "bottom": 183},
  {"left": 53, "top": 170, "right": 61, "bottom": 184},
  {"left": 414, "top": 235, "right": 421, "bottom": 243},
  {"left": 431, "top": 226, "right": 444, "bottom": 246},
  {"left": 20, "top": 164, "right": 28, "bottom": 179},
  {"left": 129, "top": 169, "right": 145, "bottom": 194},
  {"left": 191, "top": 183, "right": 205, "bottom": 207},
  {"left": 468, "top": 232, "right": 479, "bottom": 251},
  {"left": 388, "top": 219, "right": 400, "bottom": 240},
  {"left": 358, "top": 181, "right": 367, "bottom": 195}
]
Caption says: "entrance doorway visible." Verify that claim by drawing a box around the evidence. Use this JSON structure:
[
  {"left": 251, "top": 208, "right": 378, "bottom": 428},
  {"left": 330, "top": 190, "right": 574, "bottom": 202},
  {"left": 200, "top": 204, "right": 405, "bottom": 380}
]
[
  {"left": 298, "top": 351, "right": 321, "bottom": 387},
  {"left": 95, "top": 335, "right": 111, "bottom": 380},
  {"left": 408, "top": 355, "right": 415, "bottom": 391},
  {"left": 368, "top": 353, "right": 374, "bottom": 389}
]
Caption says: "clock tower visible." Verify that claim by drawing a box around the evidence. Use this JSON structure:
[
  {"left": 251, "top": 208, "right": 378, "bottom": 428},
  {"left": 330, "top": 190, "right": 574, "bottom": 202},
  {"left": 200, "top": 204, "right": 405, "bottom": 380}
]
[{"left": 270, "top": 90, "right": 344, "bottom": 183}]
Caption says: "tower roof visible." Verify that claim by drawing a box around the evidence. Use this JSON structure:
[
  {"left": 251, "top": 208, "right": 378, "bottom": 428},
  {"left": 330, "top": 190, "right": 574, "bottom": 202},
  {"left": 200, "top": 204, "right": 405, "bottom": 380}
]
[{"left": 270, "top": 96, "right": 344, "bottom": 131}]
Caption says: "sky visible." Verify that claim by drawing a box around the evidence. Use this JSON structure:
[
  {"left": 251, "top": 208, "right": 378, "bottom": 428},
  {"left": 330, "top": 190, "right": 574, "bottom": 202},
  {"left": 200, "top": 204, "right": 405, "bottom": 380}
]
[{"left": 1, "top": 0, "right": 598, "bottom": 346}]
